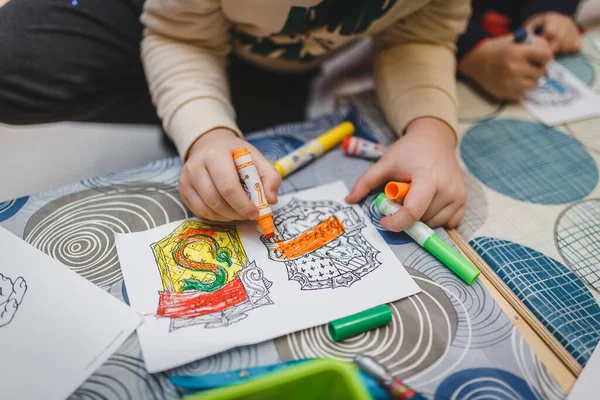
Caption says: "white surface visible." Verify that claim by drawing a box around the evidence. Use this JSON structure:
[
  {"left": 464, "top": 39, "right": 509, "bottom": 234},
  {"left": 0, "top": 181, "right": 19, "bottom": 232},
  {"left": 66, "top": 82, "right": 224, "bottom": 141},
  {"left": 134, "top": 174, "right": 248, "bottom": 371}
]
[
  {"left": 567, "top": 343, "right": 600, "bottom": 399},
  {"left": 522, "top": 62, "right": 600, "bottom": 126},
  {"left": 116, "top": 181, "right": 421, "bottom": 373},
  {"left": 0, "top": 227, "right": 142, "bottom": 400},
  {"left": 0, "top": 122, "right": 175, "bottom": 202}
]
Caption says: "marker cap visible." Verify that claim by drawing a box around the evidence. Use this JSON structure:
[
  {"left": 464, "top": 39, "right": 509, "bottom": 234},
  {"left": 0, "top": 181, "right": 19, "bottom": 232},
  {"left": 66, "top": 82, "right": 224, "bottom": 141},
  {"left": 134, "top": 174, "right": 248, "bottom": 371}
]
[
  {"left": 317, "top": 121, "right": 355, "bottom": 152},
  {"left": 423, "top": 235, "right": 480, "bottom": 285},
  {"left": 384, "top": 182, "right": 411, "bottom": 201},
  {"left": 341, "top": 136, "right": 353, "bottom": 153},
  {"left": 328, "top": 304, "right": 392, "bottom": 341},
  {"left": 232, "top": 148, "right": 251, "bottom": 159},
  {"left": 257, "top": 214, "right": 275, "bottom": 238}
]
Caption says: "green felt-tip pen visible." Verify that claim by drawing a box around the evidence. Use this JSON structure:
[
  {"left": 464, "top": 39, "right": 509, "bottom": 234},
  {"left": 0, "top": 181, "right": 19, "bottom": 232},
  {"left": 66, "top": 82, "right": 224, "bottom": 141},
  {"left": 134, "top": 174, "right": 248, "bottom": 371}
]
[{"left": 374, "top": 193, "right": 480, "bottom": 285}]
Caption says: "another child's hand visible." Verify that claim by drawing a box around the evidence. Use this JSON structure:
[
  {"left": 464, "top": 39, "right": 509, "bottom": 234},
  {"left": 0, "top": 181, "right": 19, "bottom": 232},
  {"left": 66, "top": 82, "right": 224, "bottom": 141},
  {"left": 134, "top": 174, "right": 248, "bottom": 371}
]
[
  {"left": 346, "top": 117, "right": 466, "bottom": 231},
  {"left": 179, "top": 128, "right": 281, "bottom": 221},
  {"left": 524, "top": 12, "right": 581, "bottom": 55},
  {"left": 458, "top": 35, "right": 553, "bottom": 100}
]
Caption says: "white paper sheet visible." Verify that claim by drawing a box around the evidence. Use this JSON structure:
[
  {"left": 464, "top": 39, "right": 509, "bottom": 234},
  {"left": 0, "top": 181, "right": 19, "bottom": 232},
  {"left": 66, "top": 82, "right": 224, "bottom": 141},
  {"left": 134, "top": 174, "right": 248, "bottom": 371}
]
[
  {"left": 116, "top": 181, "right": 422, "bottom": 372},
  {"left": 522, "top": 61, "right": 600, "bottom": 126},
  {"left": 568, "top": 343, "right": 600, "bottom": 400},
  {"left": 0, "top": 227, "right": 142, "bottom": 400}
]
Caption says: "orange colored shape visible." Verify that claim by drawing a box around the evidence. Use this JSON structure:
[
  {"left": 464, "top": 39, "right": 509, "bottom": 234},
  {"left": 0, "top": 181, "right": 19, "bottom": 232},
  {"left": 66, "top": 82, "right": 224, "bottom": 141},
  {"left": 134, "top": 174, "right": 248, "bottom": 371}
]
[
  {"left": 172, "top": 234, "right": 222, "bottom": 274},
  {"left": 255, "top": 183, "right": 268, "bottom": 209},
  {"left": 274, "top": 216, "right": 345, "bottom": 260},
  {"left": 157, "top": 278, "right": 248, "bottom": 319},
  {"left": 385, "top": 181, "right": 411, "bottom": 201},
  {"left": 235, "top": 160, "right": 255, "bottom": 170}
]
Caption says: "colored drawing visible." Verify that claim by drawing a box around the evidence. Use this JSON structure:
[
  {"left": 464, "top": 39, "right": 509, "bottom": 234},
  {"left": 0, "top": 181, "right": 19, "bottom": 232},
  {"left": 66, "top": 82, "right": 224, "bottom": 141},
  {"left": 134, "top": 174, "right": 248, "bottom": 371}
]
[
  {"left": 0, "top": 273, "right": 27, "bottom": 327},
  {"left": 152, "top": 220, "right": 272, "bottom": 331},
  {"left": 261, "top": 198, "right": 380, "bottom": 290},
  {"left": 524, "top": 68, "right": 581, "bottom": 107}
]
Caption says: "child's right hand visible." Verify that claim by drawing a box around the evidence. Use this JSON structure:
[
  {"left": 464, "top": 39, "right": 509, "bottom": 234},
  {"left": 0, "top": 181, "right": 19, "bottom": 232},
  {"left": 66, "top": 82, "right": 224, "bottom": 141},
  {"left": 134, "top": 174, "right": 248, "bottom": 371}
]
[
  {"left": 179, "top": 128, "right": 281, "bottom": 222},
  {"left": 458, "top": 35, "right": 553, "bottom": 100}
]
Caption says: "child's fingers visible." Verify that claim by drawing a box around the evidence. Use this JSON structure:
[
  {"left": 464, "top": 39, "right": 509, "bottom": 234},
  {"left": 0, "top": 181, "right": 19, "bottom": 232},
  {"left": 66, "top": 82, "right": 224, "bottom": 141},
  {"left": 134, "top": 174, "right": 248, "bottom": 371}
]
[
  {"left": 421, "top": 195, "right": 452, "bottom": 222},
  {"left": 346, "top": 161, "right": 389, "bottom": 204},
  {"left": 179, "top": 183, "right": 230, "bottom": 222},
  {"left": 250, "top": 148, "right": 282, "bottom": 205},
  {"left": 206, "top": 158, "right": 258, "bottom": 219},
  {"left": 446, "top": 203, "right": 467, "bottom": 228},
  {"left": 380, "top": 179, "right": 435, "bottom": 232},
  {"left": 425, "top": 202, "right": 460, "bottom": 228},
  {"left": 562, "top": 26, "right": 581, "bottom": 53},
  {"left": 193, "top": 169, "right": 245, "bottom": 220}
]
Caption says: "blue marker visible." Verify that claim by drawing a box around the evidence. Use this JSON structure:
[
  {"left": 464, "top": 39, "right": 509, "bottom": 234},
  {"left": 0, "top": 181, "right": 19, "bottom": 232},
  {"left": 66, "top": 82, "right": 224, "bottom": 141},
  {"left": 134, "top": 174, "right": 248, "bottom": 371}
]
[{"left": 513, "top": 28, "right": 564, "bottom": 94}]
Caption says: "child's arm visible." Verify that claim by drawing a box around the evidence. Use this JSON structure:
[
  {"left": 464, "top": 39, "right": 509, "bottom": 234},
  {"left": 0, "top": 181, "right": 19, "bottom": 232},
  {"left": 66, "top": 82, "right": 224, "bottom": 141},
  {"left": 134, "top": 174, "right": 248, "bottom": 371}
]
[
  {"left": 141, "top": 0, "right": 280, "bottom": 221},
  {"left": 347, "top": 0, "right": 470, "bottom": 231},
  {"left": 141, "top": 0, "right": 238, "bottom": 158}
]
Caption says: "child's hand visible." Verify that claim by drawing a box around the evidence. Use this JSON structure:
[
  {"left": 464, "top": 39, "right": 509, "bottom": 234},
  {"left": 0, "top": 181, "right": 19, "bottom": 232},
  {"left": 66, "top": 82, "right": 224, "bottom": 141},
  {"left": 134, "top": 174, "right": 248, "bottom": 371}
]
[
  {"left": 346, "top": 117, "right": 466, "bottom": 231},
  {"left": 458, "top": 35, "right": 553, "bottom": 100},
  {"left": 179, "top": 128, "right": 281, "bottom": 221},
  {"left": 524, "top": 12, "right": 581, "bottom": 55}
]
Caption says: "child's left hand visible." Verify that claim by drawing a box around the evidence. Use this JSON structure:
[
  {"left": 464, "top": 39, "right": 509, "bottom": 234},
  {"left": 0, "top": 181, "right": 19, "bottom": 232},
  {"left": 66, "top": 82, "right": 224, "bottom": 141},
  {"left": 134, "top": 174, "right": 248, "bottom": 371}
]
[
  {"left": 523, "top": 12, "right": 581, "bottom": 55},
  {"left": 346, "top": 117, "right": 466, "bottom": 232}
]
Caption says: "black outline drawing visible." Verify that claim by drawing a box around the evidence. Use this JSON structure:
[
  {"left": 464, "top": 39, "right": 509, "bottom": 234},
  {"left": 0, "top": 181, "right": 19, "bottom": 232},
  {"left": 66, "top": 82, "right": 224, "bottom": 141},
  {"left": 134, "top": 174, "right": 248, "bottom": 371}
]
[
  {"left": 0, "top": 273, "right": 27, "bottom": 327},
  {"left": 262, "top": 198, "right": 380, "bottom": 290}
]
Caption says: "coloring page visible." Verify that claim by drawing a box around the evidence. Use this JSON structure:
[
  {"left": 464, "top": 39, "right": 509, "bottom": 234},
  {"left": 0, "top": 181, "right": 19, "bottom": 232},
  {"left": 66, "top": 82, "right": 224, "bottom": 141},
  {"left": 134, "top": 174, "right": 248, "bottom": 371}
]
[
  {"left": 116, "top": 181, "right": 421, "bottom": 372},
  {"left": 523, "top": 61, "right": 600, "bottom": 125},
  {"left": 0, "top": 227, "right": 142, "bottom": 400}
]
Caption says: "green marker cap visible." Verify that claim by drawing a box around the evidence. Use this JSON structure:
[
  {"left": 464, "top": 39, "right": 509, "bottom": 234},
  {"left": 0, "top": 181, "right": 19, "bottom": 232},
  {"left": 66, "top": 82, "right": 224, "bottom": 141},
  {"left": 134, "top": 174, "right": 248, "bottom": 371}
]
[
  {"left": 424, "top": 235, "right": 480, "bottom": 285},
  {"left": 328, "top": 304, "right": 393, "bottom": 342}
]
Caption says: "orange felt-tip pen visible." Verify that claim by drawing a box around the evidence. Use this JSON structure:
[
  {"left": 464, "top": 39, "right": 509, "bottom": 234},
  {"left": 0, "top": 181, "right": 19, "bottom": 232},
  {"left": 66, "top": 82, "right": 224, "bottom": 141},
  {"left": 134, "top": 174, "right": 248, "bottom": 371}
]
[{"left": 232, "top": 148, "right": 275, "bottom": 238}]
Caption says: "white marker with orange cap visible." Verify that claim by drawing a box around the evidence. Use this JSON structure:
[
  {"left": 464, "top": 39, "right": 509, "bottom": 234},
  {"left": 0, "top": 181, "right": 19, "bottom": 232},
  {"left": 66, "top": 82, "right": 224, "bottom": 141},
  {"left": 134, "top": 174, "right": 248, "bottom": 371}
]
[{"left": 232, "top": 148, "right": 275, "bottom": 238}]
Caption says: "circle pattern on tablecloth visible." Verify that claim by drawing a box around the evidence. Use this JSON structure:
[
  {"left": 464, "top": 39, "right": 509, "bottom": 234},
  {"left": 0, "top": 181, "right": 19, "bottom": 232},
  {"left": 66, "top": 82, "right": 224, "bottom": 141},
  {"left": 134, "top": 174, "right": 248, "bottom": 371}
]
[
  {"left": 565, "top": 118, "right": 600, "bottom": 155},
  {"left": 246, "top": 135, "right": 304, "bottom": 162},
  {"left": 556, "top": 54, "right": 595, "bottom": 86},
  {"left": 403, "top": 245, "right": 513, "bottom": 349},
  {"left": 555, "top": 199, "right": 600, "bottom": 294},
  {"left": 275, "top": 268, "right": 457, "bottom": 378},
  {"left": 435, "top": 368, "right": 539, "bottom": 400},
  {"left": 23, "top": 184, "right": 188, "bottom": 288},
  {"left": 456, "top": 173, "right": 488, "bottom": 241},
  {"left": 82, "top": 157, "right": 181, "bottom": 189},
  {"left": 457, "top": 80, "right": 505, "bottom": 123},
  {"left": 470, "top": 236, "right": 600, "bottom": 365},
  {"left": 0, "top": 196, "right": 28, "bottom": 222},
  {"left": 461, "top": 119, "right": 598, "bottom": 204}
]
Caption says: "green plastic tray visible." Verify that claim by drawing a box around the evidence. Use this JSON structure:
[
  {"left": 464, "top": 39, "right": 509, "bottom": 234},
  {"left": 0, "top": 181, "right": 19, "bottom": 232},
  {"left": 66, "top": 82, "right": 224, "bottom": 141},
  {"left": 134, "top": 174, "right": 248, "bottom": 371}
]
[{"left": 182, "top": 359, "right": 373, "bottom": 400}]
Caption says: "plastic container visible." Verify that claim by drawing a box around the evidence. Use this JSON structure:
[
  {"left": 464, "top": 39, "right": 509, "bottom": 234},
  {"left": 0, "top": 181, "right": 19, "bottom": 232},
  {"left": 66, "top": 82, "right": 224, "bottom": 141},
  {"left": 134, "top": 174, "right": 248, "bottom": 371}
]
[{"left": 182, "top": 359, "right": 372, "bottom": 400}]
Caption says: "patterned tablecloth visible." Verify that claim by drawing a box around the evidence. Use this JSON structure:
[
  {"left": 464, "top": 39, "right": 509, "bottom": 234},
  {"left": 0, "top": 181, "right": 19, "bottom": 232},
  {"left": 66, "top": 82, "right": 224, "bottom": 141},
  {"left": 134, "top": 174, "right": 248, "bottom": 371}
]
[
  {"left": 347, "top": 42, "right": 600, "bottom": 374},
  {"left": 0, "top": 107, "right": 565, "bottom": 399}
]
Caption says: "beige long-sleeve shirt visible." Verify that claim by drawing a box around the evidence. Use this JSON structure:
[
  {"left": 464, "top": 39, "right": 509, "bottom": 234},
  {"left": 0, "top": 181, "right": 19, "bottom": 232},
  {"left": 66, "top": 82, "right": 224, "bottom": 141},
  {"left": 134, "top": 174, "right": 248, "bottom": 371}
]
[{"left": 141, "top": 0, "right": 470, "bottom": 159}]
